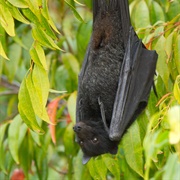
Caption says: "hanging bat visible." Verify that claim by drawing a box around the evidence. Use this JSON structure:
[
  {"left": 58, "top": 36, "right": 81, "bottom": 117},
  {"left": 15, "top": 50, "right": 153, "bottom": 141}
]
[{"left": 73, "top": 0, "right": 158, "bottom": 164}]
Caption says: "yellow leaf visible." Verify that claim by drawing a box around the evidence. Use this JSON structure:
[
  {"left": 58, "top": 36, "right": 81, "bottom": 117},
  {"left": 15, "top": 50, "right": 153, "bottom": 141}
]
[
  {"left": 0, "top": 4, "right": 15, "bottom": 36},
  {"left": 0, "top": 42, "right": 9, "bottom": 60}
]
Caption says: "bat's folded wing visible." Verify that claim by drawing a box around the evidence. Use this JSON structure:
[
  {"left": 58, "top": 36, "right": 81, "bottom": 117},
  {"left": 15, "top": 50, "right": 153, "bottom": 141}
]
[
  {"left": 76, "top": 43, "right": 91, "bottom": 123},
  {"left": 109, "top": 27, "right": 157, "bottom": 141}
]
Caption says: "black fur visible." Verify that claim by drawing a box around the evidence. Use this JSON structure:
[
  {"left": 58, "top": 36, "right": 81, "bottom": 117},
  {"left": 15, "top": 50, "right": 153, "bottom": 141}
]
[
  {"left": 74, "top": 0, "right": 158, "bottom": 163},
  {"left": 74, "top": 2, "right": 124, "bottom": 160},
  {"left": 73, "top": 120, "right": 118, "bottom": 157}
]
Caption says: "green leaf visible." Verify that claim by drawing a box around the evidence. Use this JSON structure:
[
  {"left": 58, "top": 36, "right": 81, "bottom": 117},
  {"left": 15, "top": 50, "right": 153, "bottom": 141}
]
[
  {"left": 118, "top": 147, "right": 140, "bottom": 180},
  {"left": 65, "top": 0, "right": 84, "bottom": 23},
  {"left": 7, "top": 0, "right": 28, "bottom": 8},
  {"left": 103, "top": 154, "right": 120, "bottom": 179},
  {"left": 150, "top": 1, "right": 165, "bottom": 24},
  {"left": 62, "top": 52, "right": 80, "bottom": 87},
  {"left": 67, "top": 91, "right": 77, "bottom": 124},
  {"left": 94, "top": 157, "right": 107, "bottom": 179},
  {"left": 77, "top": 21, "right": 92, "bottom": 60},
  {"left": 63, "top": 123, "right": 75, "bottom": 155},
  {"left": 8, "top": 115, "right": 22, "bottom": 164},
  {"left": 61, "top": 53, "right": 80, "bottom": 92},
  {"left": 174, "top": 35, "right": 180, "bottom": 74},
  {"left": 0, "top": 123, "right": 9, "bottom": 174},
  {"left": 1, "top": 150, "right": 14, "bottom": 175},
  {"left": 144, "top": 128, "right": 169, "bottom": 172},
  {"left": 153, "top": 26, "right": 164, "bottom": 39},
  {"left": 23, "top": 7, "right": 57, "bottom": 40},
  {"left": 162, "top": 153, "right": 180, "bottom": 180},
  {"left": 12, "top": 24, "right": 32, "bottom": 50},
  {"left": 26, "top": 0, "right": 41, "bottom": 12},
  {"left": 0, "top": 42, "right": 9, "bottom": 60},
  {"left": 19, "top": 134, "right": 33, "bottom": 177},
  {"left": 155, "top": 36, "right": 170, "bottom": 89},
  {"left": 173, "top": 75, "right": 180, "bottom": 104},
  {"left": 73, "top": 151, "right": 92, "bottom": 180},
  {"left": 132, "top": 0, "right": 150, "bottom": 28},
  {"left": 129, "top": 0, "right": 138, "bottom": 27},
  {"left": 167, "top": 0, "right": 180, "bottom": 20},
  {"left": 30, "top": 42, "right": 47, "bottom": 70},
  {"left": 165, "top": 32, "right": 173, "bottom": 62},
  {"left": 41, "top": 0, "right": 60, "bottom": 34},
  {"left": 18, "top": 78, "right": 44, "bottom": 134},
  {"left": 30, "top": 130, "right": 41, "bottom": 146},
  {"left": 137, "top": 113, "right": 149, "bottom": 141},
  {"left": 26, "top": 65, "right": 50, "bottom": 123},
  {"left": 32, "top": 26, "right": 60, "bottom": 50},
  {"left": 87, "top": 158, "right": 101, "bottom": 179},
  {"left": 5, "top": 43, "right": 21, "bottom": 81},
  {"left": 0, "top": 3, "right": 15, "bottom": 36},
  {"left": 38, "top": 13, "right": 57, "bottom": 40},
  {"left": 22, "top": 8, "right": 40, "bottom": 24},
  {"left": 34, "top": 150, "right": 48, "bottom": 180},
  {"left": 0, "top": 123, "right": 9, "bottom": 145},
  {"left": 146, "top": 113, "right": 161, "bottom": 133},
  {"left": 18, "top": 123, "right": 28, "bottom": 147},
  {"left": 32, "top": 65, "right": 49, "bottom": 114},
  {"left": 138, "top": 27, "right": 152, "bottom": 44},
  {"left": 168, "top": 105, "right": 180, "bottom": 144},
  {"left": 6, "top": 2, "right": 30, "bottom": 24},
  {"left": 166, "top": 31, "right": 179, "bottom": 81},
  {"left": 73, "top": 150, "right": 84, "bottom": 180},
  {"left": 122, "top": 121, "right": 144, "bottom": 177},
  {"left": 55, "top": 65, "right": 69, "bottom": 91}
]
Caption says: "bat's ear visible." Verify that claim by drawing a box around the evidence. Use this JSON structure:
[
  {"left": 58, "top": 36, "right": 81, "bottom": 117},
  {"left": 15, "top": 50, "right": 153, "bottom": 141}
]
[
  {"left": 82, "top": 154, "right": 91, "bottom": 164},
  {"left": 109, "top": 146, "right": 118, "bottom": 155}
]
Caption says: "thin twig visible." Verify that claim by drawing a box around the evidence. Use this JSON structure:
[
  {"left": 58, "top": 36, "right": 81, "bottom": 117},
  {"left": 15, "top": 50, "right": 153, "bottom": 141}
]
[
  {"left": 0, "top": 76, "right": 20, "bottom": 96},
  {"left": 0, "top": 76, "right": 20, "bottom": 89}
]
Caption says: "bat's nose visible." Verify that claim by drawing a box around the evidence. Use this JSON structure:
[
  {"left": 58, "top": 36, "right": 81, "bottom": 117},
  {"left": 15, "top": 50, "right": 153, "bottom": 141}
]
[{"left": 73, "top": 125, "right": 82, "bottom": 132}]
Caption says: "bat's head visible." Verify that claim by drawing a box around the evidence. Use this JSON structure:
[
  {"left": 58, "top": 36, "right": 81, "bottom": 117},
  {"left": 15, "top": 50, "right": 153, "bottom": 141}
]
[{"left": 73, "top": 120, "right": 118, "bottom": 164}]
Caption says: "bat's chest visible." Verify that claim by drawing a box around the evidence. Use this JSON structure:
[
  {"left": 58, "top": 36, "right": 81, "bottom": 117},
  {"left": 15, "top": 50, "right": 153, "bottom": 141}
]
[
  {"left": 82, "top": 53, "right": 122, "bottom": 120},
  {"left": 85, "top": 59, "right": 121, "bottom": 90}
]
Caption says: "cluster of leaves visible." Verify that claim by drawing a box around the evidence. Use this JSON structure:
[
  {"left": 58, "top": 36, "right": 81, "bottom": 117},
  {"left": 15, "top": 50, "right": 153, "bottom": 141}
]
[
  {"left": 0, "top": 0, "right": 90, "bottom": 179},
  {"left": 0, "top": 0, "right": 179, "bottom": 179},
  {"left": 129, "top": 0, "right": 180, "bottom": 28}
]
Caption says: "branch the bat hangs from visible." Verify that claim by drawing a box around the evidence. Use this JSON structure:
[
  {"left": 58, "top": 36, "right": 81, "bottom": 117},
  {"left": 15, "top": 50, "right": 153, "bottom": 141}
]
[{"left": 73, "top": 0, "right": 158, "bottom": 164}]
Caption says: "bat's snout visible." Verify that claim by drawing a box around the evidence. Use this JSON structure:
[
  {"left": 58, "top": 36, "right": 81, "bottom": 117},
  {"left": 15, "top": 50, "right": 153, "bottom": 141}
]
[{"left": 73, "top": 125, "right": 82, "bottom": 133}]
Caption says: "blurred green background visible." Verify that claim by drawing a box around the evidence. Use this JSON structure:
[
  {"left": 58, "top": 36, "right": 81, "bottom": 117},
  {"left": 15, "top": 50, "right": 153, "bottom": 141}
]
[{"left": 0, "top": 0, "right": 180, "bottom": 179}]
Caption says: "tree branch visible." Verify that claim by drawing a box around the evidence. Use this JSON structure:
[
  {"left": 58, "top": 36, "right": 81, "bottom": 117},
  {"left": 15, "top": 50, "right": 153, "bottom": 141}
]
[{"left": 0, "top": 76, "right": 20, "bottom": 95}]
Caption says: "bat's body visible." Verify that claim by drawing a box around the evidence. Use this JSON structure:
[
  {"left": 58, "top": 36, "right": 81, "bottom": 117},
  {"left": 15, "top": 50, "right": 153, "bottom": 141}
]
[
  {"left": 73, "top": 0, "right": 158, "bottom": 164},
  {"left": 78, "top": 10, "right": 124, "bottom": 127}
]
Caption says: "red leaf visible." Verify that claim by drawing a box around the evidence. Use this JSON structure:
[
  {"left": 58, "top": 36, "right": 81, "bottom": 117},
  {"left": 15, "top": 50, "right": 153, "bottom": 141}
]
[
  {"left": 11, "top": 169, "right": 25, "bottom": 180},
  {"left": 47, "top": 97, "right": 61, "bottom": 144},
  {"left": 66, "top": 113, "right": 72, "bottom": 124}
]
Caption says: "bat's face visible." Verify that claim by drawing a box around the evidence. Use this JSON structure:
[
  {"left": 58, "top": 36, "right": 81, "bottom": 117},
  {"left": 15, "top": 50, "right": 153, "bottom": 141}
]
[{"left": 73, "top": 121, "right": 118, "bottom": 164}]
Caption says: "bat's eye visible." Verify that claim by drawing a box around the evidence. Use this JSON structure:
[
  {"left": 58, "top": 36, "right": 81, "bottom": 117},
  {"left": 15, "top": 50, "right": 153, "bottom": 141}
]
[{"left": 92, "top": 137, "right": 98, "bottom": 143}]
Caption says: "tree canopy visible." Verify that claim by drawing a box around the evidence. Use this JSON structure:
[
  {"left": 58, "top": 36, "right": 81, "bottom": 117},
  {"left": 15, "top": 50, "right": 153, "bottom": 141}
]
[{"left": 0, "top": 0, "right": 180, "bottom": 179}]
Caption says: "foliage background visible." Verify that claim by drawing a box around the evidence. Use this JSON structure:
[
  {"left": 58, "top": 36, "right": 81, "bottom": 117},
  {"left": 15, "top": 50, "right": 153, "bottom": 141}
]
[{"left": 0, "top": 0, "right": 180, "bottom": 179}]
